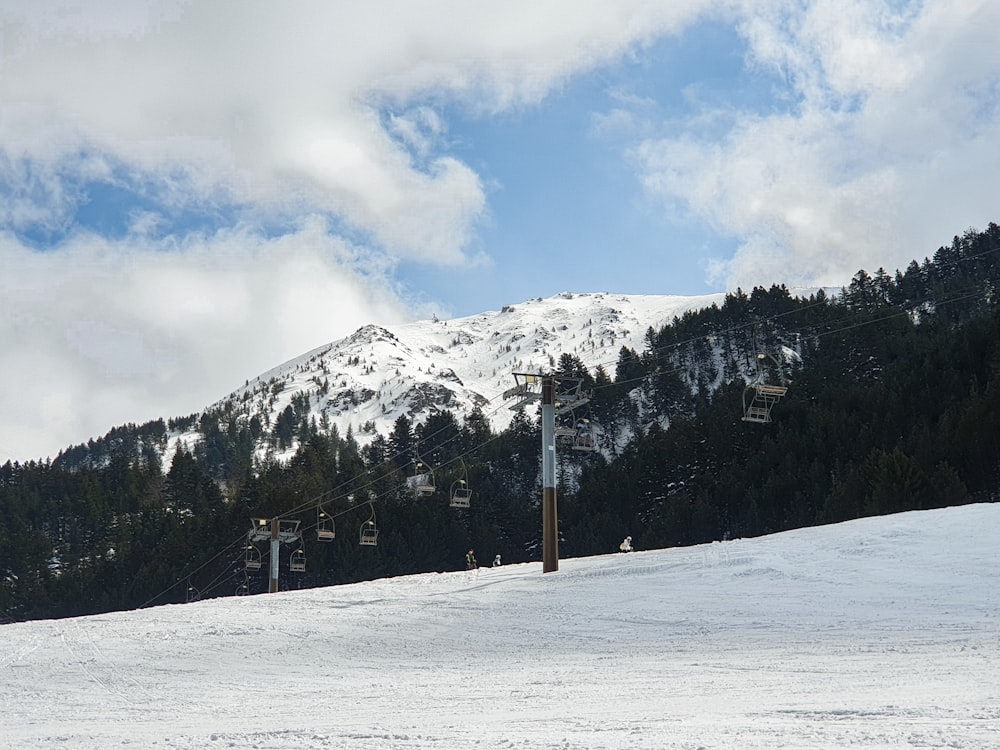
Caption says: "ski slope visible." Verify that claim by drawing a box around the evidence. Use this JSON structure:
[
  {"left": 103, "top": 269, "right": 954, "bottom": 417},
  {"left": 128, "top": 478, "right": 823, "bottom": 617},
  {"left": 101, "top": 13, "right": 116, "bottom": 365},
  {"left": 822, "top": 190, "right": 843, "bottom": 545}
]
[{"left": 3, "top": 504, "right": 998, "bottom": 749}]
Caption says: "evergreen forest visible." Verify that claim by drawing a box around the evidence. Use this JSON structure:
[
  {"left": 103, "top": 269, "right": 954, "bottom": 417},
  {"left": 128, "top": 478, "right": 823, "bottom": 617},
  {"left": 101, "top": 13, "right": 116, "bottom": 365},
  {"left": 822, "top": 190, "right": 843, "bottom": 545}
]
[{"left": 3, "top": 224, "right": 999, "bottom": 622}]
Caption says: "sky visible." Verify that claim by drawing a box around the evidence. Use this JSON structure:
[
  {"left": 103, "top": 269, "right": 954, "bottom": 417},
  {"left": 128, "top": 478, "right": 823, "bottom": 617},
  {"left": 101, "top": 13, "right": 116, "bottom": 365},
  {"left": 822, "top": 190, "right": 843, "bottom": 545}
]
[
  {"left": 2, "top": 0, "right": 1000, "bottom": 463},
  {"left": 3, "top": 502, "right": 998, "bottom": 748}
]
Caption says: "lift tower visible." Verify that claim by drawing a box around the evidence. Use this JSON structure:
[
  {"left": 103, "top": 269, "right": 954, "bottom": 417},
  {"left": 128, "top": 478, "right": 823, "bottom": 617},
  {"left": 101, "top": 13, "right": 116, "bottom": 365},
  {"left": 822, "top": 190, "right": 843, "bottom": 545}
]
[
  {"left": 504, "top": 373, "right": 590, "bottom": 573},
  {"left": 248, "top": 518, "right": 302, "bottom": 593}
]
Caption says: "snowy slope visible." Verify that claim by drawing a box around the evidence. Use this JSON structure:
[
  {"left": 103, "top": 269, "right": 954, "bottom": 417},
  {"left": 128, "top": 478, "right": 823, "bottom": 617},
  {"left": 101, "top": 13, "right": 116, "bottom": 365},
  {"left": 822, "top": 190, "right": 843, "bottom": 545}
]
[
  {"left": 3, "top": 503, "right": 998, "bottom": 749},
  {"left": 180, "top": 291, "right": 733, "bottom": 461}
]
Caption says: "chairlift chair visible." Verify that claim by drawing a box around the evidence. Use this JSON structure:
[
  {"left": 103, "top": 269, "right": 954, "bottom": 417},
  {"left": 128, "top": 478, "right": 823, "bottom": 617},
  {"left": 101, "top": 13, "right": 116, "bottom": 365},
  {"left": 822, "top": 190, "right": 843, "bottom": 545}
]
[
  {"left": 359, "top": 520, "right": 378, "bottom": 546},
  {"left": 741, "top": 351, "right": 788, "bottom": 424},
  {"left": 741, "top": 382, "right": 788, "bottom": 423},
  {"left": 554, "top": 411, "right": 577, "bottom": 438},
  {"left": 290, "top": 548, "right": 306, "bottom": 573},
  {"left": 409, "top": 459, "right": 436, "bottom": 497},
  {"left": 244, "top": 543, "right": 262, "bottom": 571},
  {"left": 316, "top": 508, "right": 335, "bottom": 541},
  {"left": 572, "top": 420, "right": 598, "bottom": 451},
  {"left": 410, "top": 472, "right": 435, "bottom": 497},
  {"left": 449, "top": 457, "right": 472, "bottom": 508},
  {"left": 450, "top": 480, "right": 472, "bottom": 508},
  {"left": 359, "top": 505, "right": 379, "bottom": 546}
]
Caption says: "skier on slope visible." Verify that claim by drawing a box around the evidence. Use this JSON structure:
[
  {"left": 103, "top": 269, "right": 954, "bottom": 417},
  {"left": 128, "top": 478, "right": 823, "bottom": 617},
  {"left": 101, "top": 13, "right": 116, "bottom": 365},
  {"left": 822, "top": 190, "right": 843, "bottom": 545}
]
[
  {"left": 619, "top": 536, "right": 633, "bottom": 553},
  {"left": 493, "top": 554, "right": 502, "bottom": 567},
  {"left": 466, "top": 549, "right": 478, "bottom": 570}
]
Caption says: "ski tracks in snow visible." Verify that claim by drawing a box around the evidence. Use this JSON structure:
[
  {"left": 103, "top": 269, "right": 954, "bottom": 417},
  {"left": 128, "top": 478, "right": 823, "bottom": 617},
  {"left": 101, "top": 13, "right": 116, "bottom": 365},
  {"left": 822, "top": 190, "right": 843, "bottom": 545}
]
[{"left": 55, "top": 620, "right": 198, "bottom": 715}]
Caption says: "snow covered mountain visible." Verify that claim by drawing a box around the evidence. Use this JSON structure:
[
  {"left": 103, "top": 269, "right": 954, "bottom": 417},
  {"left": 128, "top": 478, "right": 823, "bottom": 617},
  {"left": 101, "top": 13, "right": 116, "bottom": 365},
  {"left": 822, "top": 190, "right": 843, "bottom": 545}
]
[{"left": 171, "top": 291, "right": 732, "bottom": 462}]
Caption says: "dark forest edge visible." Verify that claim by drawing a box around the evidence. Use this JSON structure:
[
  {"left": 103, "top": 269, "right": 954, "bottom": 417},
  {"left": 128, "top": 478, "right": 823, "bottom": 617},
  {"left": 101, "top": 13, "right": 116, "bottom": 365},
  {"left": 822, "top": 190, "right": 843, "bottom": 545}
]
[{"left": 3, "top": 223, "right": 999, "bottom": 621}]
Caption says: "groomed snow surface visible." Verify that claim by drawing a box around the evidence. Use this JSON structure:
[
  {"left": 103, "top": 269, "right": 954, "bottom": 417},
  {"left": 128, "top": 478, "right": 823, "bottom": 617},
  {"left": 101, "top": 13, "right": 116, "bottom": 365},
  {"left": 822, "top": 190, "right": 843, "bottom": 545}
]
[{"left": 4, "top": 504, "right": 998, "bottom": 749}]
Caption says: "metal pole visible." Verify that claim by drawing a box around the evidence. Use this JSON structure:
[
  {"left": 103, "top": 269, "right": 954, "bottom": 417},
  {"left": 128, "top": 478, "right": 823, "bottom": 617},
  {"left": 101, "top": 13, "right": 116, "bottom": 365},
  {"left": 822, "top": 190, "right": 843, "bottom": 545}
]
[
  {"left": 269, "top": 518, "right": 280, "bottom": 593},
  {"left": 541, "top": 377, "right": 558, "bottom": 573}
]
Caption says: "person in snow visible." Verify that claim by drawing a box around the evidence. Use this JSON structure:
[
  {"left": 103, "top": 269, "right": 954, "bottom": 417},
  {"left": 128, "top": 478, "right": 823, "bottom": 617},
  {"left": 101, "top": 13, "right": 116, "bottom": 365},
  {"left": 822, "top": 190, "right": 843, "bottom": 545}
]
[
  {"left": 466, "top": 549, "right": 478, "bottom": 570},
  {"left": 493, "top": 554, "right": 502, "bottom": 567},
  {"left": 619, "top": 536, "right": 633, "bottom": 553}
]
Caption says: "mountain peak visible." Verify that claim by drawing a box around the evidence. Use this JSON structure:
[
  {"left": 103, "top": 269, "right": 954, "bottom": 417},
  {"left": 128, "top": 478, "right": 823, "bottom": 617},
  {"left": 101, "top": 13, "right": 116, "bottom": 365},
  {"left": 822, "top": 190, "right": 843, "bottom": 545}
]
[{"left": 186, "top": 290, "right": 732, "bottom": 463}]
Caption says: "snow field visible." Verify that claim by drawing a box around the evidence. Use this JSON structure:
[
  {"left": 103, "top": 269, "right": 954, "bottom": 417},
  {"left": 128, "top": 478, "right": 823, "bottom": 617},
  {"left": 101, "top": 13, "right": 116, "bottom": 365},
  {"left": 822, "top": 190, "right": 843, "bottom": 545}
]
[{"left": 2, "top": 504, "right": 998, "bottom": 749}]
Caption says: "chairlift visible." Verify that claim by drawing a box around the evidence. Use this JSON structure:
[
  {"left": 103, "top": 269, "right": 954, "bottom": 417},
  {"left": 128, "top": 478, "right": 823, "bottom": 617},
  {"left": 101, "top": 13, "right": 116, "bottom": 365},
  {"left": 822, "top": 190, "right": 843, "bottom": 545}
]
[
  {"left": 244, "top": 542, "right": 262, "bottom": 571},
  {"left": 410, "top": 472, "right": 435, "bottom": 497},
  {"left": 450, "top": 480, "right": 472, "bottom": 508},
  {"left": 359, "top": 505, "right": 379, "bottom": 546},
  {"left": 409, "top": 456, "right": 436, "bottom": 497},
  {"left": 290, "top": 548, "right": 306, "bottom": 573},
  {"left": 450, "top": 457, "right": 471, "bottom": 508},
  {"left": 316, "top": 507, "right": 335, "bottom": 541},
  {"left": 572, "top": 419, "right": 598, "bottom": 451},
  {"left": 235, "top": 577, "right": 250, "bottom": 596},
  {"left": 449, "top": 457, "right": 473, "bottom": 508},
  {"left": 554, "top": 416, "right": 577, "bottom": 438},
  {"left": 741, "top": 381, "right": 788, "bottom": 423},
  {"left": 741, "top": 352, "right": 788, "bottom": 424},
  {"left": 554, "top": 406, "right": 580, "bottom": 438}
]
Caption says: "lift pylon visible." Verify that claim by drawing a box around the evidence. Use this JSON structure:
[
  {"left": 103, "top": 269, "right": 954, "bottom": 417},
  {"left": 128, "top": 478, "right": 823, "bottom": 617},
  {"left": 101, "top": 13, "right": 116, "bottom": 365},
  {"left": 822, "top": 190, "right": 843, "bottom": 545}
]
[
  {"left": 246, "top": 517, "right": 302, "bottom": 593},
  {"left": 504, "top": 372, "right": 591, "bottom": 573}
]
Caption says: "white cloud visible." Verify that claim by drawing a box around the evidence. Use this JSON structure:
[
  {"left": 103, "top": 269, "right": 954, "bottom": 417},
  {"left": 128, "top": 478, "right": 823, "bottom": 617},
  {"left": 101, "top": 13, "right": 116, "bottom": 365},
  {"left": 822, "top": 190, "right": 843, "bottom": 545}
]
[
  {"left": 0, "top": 0, "right": 710, "bottom": 263},
  {"left": 387, "top": 107, "right": 447, "bottom": 160},
  {"left": 634, "top": 0, "right": 1000, "bottom": 290},
  {"left": 0, "top": 222, "right": 410, "bottom": 461}
]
